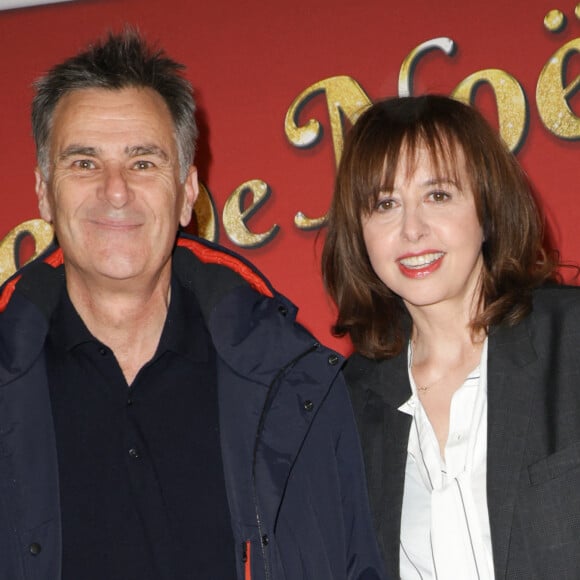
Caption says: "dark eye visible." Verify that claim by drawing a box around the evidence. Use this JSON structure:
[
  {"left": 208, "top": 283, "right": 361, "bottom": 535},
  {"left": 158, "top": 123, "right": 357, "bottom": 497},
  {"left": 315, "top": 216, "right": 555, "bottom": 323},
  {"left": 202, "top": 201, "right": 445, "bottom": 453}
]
[
  {"left": 430, "top": 191, "right": 450, "bottom": 202},
  {"left": 134, "top": 160, "right": 154, "bottom": 170},
  {"left": 375, "top": 198, "right": 396, "bottom": 212},
  {"left": 74, "top": 159, "right": 94, "bottom": 170}
]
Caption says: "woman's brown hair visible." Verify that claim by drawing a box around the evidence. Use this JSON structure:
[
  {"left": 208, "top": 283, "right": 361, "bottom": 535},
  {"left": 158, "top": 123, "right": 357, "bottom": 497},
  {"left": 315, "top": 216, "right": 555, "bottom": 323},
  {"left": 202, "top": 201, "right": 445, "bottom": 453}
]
[{"left": 322, "top": 95, "right": 558, "bottom": 359}]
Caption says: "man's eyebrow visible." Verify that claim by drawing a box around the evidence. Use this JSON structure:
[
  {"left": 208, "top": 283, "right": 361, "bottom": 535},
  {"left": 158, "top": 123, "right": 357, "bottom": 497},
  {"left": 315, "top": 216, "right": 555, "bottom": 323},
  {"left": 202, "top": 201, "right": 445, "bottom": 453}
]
[
  {"left": 127, "top": 145, "right": 169, "bottom": 160},
  {"left": 57, "top": 144, "right": 170, "bottom": 161},
  {"left": 58, "top": 145, "right": 99, "bottom": 160}
]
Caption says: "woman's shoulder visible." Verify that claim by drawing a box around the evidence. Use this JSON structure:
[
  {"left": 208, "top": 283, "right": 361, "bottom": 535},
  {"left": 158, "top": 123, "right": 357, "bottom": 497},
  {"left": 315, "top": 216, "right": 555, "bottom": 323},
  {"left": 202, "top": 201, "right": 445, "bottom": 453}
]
[
  {"left": 343, "top": 353, "right": 387, "bottom": 416},
  {"left": 343, "top": 349, "right": 408, "bottom": 403},
  {"left": 532, "top": 284, "right": 580, "bottom": 316},
  {"left": 523, "top": 285, "right": 580, "bottom": 337},
  {"left": 343, "top": 352, "right": 380, "bottom": 388}
]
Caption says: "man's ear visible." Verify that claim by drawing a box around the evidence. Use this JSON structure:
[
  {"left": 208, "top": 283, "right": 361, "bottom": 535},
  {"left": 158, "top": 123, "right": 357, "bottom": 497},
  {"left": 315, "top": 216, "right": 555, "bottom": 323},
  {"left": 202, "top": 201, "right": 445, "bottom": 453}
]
[
  {"left": 35, "top": 167, "right": 53, "bottom": 223},
  {"left": 180, "top": 165, "right": 199, "bottom": 227}
]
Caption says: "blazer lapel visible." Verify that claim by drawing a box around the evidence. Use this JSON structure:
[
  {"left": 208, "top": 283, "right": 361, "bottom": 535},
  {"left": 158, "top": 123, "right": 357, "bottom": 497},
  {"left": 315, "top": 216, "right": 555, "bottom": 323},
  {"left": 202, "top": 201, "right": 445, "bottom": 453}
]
[
  {"left": 352, "top": 353, "right": 412, "bottom": 578},
  {"left": 486, "top": 319, "right": 538, "bottom": 579}
]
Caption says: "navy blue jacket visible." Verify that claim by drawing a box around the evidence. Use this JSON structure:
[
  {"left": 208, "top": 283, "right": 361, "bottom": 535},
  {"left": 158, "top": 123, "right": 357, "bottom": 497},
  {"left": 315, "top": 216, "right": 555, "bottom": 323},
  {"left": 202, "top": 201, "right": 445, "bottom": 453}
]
[{"left": 0, "top": 234, "right": 386, "bottom": 580}]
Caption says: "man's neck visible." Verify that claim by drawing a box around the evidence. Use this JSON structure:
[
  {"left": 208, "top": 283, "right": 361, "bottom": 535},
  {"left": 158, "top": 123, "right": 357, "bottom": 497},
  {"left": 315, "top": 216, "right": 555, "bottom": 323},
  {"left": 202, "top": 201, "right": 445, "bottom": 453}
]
[{"left": 65, "top": 267, "right": 172, "bottom": 385}]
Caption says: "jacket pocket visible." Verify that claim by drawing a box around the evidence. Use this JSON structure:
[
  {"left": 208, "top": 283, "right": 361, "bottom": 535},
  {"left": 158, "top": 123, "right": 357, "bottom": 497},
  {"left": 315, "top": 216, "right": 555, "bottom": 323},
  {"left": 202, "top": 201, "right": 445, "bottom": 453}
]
[{"left": 528, "top": 440, "right": 580, "bottom": 486}]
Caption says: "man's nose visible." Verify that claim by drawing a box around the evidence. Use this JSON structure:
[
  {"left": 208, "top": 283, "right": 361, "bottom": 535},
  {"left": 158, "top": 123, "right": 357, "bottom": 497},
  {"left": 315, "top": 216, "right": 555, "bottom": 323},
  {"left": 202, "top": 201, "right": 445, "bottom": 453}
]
[{"left": 99, "top": 165, "right": 132, "bottom": 208}]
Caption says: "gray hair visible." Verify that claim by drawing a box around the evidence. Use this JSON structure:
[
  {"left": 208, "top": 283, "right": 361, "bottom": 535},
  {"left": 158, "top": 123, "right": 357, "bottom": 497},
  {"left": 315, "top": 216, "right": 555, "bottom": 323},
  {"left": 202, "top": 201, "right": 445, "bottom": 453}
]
[{"left": 32, "top": 27, "right": 198, "bottom": 182}]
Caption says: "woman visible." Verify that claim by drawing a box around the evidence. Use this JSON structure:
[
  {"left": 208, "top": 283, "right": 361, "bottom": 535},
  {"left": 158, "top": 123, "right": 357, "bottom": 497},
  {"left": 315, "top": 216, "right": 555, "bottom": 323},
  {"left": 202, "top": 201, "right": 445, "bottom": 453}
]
[{"left": 322, "top": 95, "right": 580, "bottom": 579}]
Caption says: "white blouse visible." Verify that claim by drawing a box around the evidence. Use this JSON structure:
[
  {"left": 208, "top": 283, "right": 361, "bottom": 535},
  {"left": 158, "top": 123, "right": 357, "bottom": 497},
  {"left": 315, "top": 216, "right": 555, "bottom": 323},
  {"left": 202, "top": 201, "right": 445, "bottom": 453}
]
[{"left": 397, "top": 338, "right": 494, "bottom": 579}]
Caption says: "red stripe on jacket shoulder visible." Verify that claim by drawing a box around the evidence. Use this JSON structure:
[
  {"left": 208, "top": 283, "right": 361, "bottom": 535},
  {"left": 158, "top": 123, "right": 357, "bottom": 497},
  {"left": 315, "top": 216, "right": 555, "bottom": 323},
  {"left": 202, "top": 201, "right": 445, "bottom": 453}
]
[
  {"left": 177, "top": 238, "right": 274, "bottom": 298},
  {"left": 0, "top": 241, "right": 274, "bottom": 313},
  {"left": 0, "top": 248, "right": 63, "bottom": 313}
]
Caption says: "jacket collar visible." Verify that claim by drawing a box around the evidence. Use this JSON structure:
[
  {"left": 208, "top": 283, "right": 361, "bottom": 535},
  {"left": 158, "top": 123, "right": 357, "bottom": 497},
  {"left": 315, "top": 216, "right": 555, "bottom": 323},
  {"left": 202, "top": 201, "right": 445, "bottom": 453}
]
[
  {"left": 0, "top": 236, "right": 279, "bottom": 387},
  {"left": 0, "top": 250, "right": 64, "bottom": 386}
]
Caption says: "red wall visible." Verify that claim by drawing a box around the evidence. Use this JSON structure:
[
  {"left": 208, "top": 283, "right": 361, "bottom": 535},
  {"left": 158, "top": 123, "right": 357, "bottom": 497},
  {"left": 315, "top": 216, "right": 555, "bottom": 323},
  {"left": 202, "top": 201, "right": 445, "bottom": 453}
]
[{"left": 0, "top": 0, "right": 578, "bottom": 353}]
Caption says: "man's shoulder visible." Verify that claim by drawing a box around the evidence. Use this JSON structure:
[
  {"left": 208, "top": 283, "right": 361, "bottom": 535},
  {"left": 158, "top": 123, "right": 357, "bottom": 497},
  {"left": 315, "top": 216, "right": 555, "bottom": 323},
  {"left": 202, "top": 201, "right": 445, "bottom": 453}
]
[
  {"left": 172, "top": 234, "right": 313, "bottom": 350},
  {"left": 0, "top": 243, "right": 64, "bottom": 319},
  {"left": 174, "top": 234, "right": 275, "bottom": 296}
]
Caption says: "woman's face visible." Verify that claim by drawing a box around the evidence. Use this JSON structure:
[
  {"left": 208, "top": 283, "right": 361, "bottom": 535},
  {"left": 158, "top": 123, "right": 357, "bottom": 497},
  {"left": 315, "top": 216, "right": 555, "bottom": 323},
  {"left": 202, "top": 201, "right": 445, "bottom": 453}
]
[{"left": 361, "top": 143, "right": 485, "bottom": 316}]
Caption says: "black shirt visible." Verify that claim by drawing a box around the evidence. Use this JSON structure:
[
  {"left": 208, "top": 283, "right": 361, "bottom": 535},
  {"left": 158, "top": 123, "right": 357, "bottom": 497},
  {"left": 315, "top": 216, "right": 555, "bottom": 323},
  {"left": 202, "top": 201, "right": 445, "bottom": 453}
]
[{"left": 45, "top": 278, "right": 236, "bottom": 580}]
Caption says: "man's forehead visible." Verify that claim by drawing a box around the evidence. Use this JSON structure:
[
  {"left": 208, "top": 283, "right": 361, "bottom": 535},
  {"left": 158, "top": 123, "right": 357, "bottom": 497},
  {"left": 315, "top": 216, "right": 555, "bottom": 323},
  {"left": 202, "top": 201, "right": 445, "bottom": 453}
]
[
  {"left": 52, "top": 86, "right": 172, "bottom": 122},
  {"left": 49, "top": 88, "right": 177, "bottom": 152}
]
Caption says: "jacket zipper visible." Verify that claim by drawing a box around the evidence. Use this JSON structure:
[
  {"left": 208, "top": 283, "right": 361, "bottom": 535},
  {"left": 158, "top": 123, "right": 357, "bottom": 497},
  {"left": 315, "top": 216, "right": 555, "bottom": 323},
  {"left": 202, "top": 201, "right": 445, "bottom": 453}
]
[
  {"left": 242, "top": 540, "right": 252, "bottom": 580},
  {"left": 251, "top": 341, "right": 321, "bottom": 580}
]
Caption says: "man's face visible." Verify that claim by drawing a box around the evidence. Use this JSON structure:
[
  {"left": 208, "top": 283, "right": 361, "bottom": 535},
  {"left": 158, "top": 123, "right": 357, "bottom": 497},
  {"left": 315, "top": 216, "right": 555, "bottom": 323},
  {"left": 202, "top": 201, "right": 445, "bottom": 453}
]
[{"left": 35, "top": 86, "right": 197, "bottom": 289}]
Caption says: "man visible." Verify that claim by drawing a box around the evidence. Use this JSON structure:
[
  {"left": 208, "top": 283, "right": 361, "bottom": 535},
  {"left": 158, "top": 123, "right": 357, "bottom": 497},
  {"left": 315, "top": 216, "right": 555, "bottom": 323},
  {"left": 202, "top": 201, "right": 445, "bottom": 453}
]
[{"left": 0, "top": 29, "right": 385, "bottom": 580}]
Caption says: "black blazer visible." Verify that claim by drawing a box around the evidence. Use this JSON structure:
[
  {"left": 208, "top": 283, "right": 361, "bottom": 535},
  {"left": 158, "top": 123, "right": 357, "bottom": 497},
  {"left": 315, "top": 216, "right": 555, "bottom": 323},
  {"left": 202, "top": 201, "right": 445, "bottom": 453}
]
[{"left": 346, "top": 286, "right": 580, "bottom": 580}]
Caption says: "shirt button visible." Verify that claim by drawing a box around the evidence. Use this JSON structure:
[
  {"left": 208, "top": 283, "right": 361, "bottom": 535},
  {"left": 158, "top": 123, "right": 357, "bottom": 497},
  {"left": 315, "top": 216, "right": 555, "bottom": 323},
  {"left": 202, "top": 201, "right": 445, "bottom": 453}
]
[
  {"left": 98, "top": 347, "right": 108, "bottom": 356},
  {"left": 29, "top": 543, "right": 42, "bottom": 555},
  {"left": 262, "top": 534, "right": 269, "bottom": 546},
  {"left": 303, "top": 400, "right": 314, "bottom": 412},
  {"left": 128, "top": 448, "right": 141, "bottom": 459},
  {"left": 327, "top": 353, "right": 339, "bottom": 366}
]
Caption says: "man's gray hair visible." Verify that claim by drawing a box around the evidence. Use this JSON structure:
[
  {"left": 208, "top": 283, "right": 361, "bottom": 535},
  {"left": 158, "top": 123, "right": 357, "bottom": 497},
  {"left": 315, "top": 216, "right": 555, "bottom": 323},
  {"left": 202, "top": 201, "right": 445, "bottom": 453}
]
[{"left": 32, "top": 27, "right": 198, "bottom": 182}]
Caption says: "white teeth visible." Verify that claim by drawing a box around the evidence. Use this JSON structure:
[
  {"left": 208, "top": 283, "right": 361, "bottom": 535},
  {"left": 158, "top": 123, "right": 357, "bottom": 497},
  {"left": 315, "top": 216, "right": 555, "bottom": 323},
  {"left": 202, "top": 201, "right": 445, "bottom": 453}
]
[{"left": 399, "top": 252, "right": 444, "bottom": 268}]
